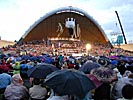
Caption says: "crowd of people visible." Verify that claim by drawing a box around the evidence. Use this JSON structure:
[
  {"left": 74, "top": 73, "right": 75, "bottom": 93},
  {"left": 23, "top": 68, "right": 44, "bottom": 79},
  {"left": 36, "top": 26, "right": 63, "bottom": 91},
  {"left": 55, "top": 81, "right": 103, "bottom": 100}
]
[{"left": 0, "top": 41, "right": 133, "bottom": 100}]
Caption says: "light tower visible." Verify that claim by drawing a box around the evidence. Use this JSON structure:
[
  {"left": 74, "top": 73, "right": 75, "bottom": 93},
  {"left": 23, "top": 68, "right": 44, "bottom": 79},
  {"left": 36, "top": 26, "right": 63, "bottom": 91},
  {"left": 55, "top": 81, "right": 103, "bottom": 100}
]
[{"left": 110, "top": 20, "right": 124, "bottom": 48}]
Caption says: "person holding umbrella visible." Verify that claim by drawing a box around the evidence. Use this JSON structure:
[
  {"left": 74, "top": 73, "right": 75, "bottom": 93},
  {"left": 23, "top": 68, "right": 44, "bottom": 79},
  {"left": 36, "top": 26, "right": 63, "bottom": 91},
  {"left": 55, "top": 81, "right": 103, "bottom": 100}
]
[
  {"left": 44, "top": 69, "right": 96, "bottom": 100},
  {"left": 90, "top": 67, "right": 117, "bottom": 100},
  {"left": 111, "top": 72, "right": 133, "bottom": 100},
  {"left": 90, "top": 67, "right": 117, "bottom": 84},
  {"left": 29, "top": 78, "right": 47, "bottom": 100},
  {"left": 117, "top": 84, "right": 133, "bottom": 100}
]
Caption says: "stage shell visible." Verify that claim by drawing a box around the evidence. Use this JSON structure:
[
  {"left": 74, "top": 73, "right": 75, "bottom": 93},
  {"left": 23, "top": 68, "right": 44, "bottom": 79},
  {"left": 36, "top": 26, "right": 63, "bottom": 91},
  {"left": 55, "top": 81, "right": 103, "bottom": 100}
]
[{"left": 18, "top": 6, "right": 110, "bottom": 44}]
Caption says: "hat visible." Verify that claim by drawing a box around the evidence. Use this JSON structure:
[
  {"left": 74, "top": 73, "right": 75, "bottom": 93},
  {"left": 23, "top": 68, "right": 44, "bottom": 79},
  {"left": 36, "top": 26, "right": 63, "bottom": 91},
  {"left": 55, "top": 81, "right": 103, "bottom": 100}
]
[{"left": 12, "top": 74, "right": 23, "bottom": 85}]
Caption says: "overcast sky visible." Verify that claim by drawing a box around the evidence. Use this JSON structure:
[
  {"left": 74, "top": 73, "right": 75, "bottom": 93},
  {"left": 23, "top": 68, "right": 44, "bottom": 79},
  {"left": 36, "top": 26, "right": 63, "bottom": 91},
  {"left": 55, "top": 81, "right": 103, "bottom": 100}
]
[{"left": 0, "top": 0, "right": 133, "bottom": 44}]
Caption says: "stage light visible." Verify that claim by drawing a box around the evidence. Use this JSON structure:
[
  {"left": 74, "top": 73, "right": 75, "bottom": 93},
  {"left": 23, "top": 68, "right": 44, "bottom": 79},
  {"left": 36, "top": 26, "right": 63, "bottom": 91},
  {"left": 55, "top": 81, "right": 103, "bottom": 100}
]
[
  {"left": 86, "top": 43, "right": 91, "bottom": 51},
  {"left": 86, "top": 43, "right": 91, "bottom": 55}
]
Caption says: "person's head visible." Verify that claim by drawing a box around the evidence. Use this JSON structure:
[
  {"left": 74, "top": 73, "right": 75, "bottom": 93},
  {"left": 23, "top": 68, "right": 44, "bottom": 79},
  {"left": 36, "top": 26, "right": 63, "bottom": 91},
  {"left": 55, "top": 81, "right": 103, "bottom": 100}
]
[
  {"left": 128, "top": 73, "right": 133, "bottom": 79},
  {"left": 33, "top": 78, "right": 41, "bottom": 85},
  {"left": 122, "top": 84, "right": 133, "bottom": 99},
  {"left": 12, "top": 74, "right": 23, "bottom": 85},
  {"left": 62, "top": 62, "right": 68, "bottom": 69},
  {"left": 2, "top": 69, "right": 9, "bottom": 73},
  {"left": 94, "top": 83, "right": 111, "bottom": 100}
]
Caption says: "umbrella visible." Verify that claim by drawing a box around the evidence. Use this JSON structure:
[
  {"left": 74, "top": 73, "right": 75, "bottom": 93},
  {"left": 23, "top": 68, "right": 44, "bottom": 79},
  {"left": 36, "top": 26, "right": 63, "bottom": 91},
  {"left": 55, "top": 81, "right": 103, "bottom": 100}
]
[
  {"left": 86, "top": 74, "right": 102, "bottom": 88},
  {"left": 79, "top": 62, "right": 101, "bottom": 74},
  {"left": 126, "top": 64, "right": 133, "bottom": 73},
  {"left": 109, "top": 56, "right": 118, "bottom": 60},
  {"left": 27, "top": 63, "right": 59, "bottom": 79},
  {"left": 110, "top": 60, "right": 118, "bottom": 65},
  {"left": 0, "top": 54, "right": 7, "bottom": 59},
  {"left": 127, "top": 56, "right": 133, "bottom": 62},
  {"left": 97, "top": 58, "right": 110, "bottom": 66},
  {"left": 90, "top": 67, "right": 117, "bottom": 83},
  {"left": 119, "top": 57, "right": 131, "bottom": 63},
  {"left": 44, "top": 69, "right": 95, "bottom": 99}
]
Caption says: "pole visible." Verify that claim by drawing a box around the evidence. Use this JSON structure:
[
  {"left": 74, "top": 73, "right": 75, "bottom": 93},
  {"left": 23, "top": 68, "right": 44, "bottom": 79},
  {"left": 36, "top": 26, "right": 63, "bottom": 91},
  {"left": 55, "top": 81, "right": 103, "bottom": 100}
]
[{"left": 115, "top": 11, "right": 127, "bottom": 44}]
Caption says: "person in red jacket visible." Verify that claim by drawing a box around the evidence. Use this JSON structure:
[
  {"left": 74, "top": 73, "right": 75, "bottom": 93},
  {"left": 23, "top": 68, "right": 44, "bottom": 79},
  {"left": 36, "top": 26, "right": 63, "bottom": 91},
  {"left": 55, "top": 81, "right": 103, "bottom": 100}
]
[{"left": 0, "top": 59, "right": 10, "bottom": 72}]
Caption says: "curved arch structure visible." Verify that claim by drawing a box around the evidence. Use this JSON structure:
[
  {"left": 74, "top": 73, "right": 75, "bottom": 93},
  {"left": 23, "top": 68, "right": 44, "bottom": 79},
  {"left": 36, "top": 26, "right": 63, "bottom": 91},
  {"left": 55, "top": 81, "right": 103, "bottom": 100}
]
[{"left": 19, "top": 6, "right": 110, "bottom": 44}]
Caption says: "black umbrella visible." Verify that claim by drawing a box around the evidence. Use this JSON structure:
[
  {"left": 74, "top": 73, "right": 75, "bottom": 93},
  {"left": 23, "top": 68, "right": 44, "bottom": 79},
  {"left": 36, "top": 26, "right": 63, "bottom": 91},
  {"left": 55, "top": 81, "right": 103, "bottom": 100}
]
[
  {"left": 97, "top": 58, "right": 110, "bottom": 66},
  {"left": 27, "top": 63, "right": 59, "bottom": 79},
  {"left": 79, "top": 62, "right": 101, "bottom": 74},
  {"left": 126, "top": 64, "right": 133, "bottom": 73},
  {"left": 44, "top": 69, "right": 95, "bottom": 99}
]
